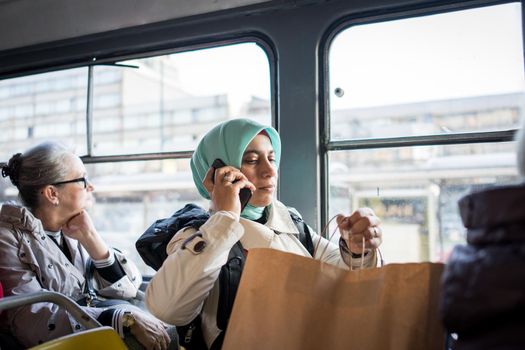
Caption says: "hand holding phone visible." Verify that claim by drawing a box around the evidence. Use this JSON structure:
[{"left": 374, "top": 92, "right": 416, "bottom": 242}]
[{"left": 211, "top": 158, "right": 252, "bottom": 211}]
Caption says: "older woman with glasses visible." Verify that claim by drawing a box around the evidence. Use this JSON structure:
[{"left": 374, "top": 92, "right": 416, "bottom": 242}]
[{"left": 0, "top": 141, "right": 171, "bottom": 350}]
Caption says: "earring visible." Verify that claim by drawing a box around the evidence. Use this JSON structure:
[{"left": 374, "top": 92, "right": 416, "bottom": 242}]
[{"left": 54, "top": 201, "right": 59, "bottom": 207}]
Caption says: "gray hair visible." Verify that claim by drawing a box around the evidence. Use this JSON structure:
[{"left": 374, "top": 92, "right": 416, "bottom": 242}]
[
  {"left": 1, "top": 141, "right": 72, "bottom": 209},
  {"left": 518, "top": 122, "right": 525, "bottom": 178}
]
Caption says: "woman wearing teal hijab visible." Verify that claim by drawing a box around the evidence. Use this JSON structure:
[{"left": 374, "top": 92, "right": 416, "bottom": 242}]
[
  {"left": 146, "top": 118, "right": 383, "bottom": 350},
  {"left": 190, "top": 118, "right": 281, "bottom": 221}
]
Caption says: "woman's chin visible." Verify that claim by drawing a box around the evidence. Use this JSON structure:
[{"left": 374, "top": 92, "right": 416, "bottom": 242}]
[{"left": 249, "top": 195, "right": 273, "bottom": 208}]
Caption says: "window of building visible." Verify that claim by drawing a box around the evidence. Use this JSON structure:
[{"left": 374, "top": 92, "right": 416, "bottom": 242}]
[
  {"left": 0, "top": 67, "right": 88, "bottom": 161},
  {"left": 326, "top": 2, "right": 524, "bottom": 263}
]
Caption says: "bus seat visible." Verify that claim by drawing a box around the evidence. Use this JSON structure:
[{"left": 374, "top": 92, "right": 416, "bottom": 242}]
[
  {"left": 0, "top": 291, "right": 101, "bottom": 329},
  {"left": 0, "top": 291, "right": 120, "bottom": 349},
  {"left": 30, "top": 326, "right": 126, "bottom": 350},
  {"left": 0, "top": 281, "right": 25, "bottom": 350}
]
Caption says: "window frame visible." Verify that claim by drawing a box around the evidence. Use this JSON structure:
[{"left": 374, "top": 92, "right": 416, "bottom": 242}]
[
  {"left": 0, "top": 33, "right": 278, "bottom": 164},
  {"left": 319, "top": 0, "right": 523, "bottom": 230},
  {"left": 0, "top": 34, "right": 278, "bottom": 275},
  {"left": 80, "top": 36, "right": 278, "bottom": 164}
]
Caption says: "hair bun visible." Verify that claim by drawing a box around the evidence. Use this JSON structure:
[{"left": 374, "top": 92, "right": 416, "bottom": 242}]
[{"left": 1, "top": 153, "right": 22, "bottom": 187}]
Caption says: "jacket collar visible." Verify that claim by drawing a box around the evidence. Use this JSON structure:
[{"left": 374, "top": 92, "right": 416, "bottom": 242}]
[
  {"left": 264, "top": 199, "right": 300, "bottom": 234},
  {"left": 458, "top": 183, "right": 525, "bottom": 244},
  {"left": 0, "top": 202, "right": 43, "bottom": 234},
  {"left": 459, "top": 183, "right": 525, "bottom": 228},
  {"left": 1, "top": 203, "right": 86, "bottom": 270}
]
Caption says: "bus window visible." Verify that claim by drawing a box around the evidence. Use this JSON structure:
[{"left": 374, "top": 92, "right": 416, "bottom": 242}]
[
  {"left": 326, "top": 2, "right": 524, "bottom": 263},
  {"left": 89, "top": 43, "right": 271, "bottom": 273},
  {"left": 91, "top": 43, "right": 271, "bottom": 155},
  {"left": 329, "top": 142, "right": 517, "bottom": 263}
]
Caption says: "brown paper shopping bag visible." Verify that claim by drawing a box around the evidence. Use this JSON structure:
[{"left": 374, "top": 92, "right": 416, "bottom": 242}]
[{"left": 222, "top": 248, "right": 444, "bottom": 350}]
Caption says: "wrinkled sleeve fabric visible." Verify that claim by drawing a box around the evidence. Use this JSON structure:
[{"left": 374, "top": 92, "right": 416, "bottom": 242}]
[
  {"left": 145, "top": 211, "right": 243, "bottom": 325},
  {"left": 91, "top": 248, "right": 142, "bottom": 300},
  {"left": 0, "top": 229, "right": 103, "bottom": 347}
]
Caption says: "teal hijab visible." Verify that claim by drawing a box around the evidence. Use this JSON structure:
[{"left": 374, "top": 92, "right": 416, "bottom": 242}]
[{"left": 190, "top": 118, "right": 281, "bottom": 219}]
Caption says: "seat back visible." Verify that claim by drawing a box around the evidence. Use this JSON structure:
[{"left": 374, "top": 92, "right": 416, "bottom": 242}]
[
  {"left": 0, "top": 281, "right": 24, "bottom": 350},
  {"left": 0, "top": 291, "right": 100, "bottom": 329},
  {"left": 30, "top": 326, "right": 127, "bottom": 350},
  {"left": 0, "top": 290, "right": 102, "bottom": 349}
]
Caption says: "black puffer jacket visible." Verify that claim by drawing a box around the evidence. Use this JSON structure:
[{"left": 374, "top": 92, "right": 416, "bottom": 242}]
[{"left": 440, "top": 183, "right": 525, "bottom": 350}]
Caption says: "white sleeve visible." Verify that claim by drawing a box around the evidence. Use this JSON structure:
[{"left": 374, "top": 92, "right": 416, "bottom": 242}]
[
  {"left": 309, "top": 225, "right": 377, "bottom": 270},
  {"left": 93, "top": 248, "right": 143, "bottom": 299},
  {"left": 145, "top": 211, "right": 243, "bottom": 325}
]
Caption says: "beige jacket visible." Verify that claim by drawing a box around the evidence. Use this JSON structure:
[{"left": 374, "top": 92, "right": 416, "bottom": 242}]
[
  {"left": 0, "top": 203, "right": 142, "bottom": 347},
  {"left": 146, "top": 200, "right": 376, "bottom": 348}
]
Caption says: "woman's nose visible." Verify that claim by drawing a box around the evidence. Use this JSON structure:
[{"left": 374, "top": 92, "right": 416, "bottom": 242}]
[{"left": 260, "top": 158, "right": 277, "bottom": 177}]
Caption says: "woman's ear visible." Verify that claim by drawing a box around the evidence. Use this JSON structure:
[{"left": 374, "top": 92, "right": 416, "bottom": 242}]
[
  {"left": 41, "top": 185, "right": 60, "bottom": 207},
  {"left": 202, "top": 166, "right": 215, "bottom": 195}
]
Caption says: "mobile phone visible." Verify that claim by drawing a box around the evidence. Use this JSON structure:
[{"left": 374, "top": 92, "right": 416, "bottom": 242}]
[{"left": 211, "top": 158, "right": 252, "bottom": 211}]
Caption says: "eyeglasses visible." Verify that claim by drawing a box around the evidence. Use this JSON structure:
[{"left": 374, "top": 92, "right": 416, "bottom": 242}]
[{"left": 51, "top": 177, "right": 89, "bottom": 189}]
